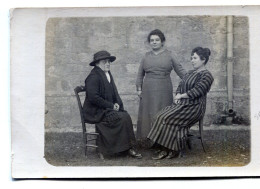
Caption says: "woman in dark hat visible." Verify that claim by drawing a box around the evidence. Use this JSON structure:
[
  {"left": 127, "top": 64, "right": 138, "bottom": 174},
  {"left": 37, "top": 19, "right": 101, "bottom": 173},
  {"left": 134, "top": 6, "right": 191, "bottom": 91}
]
[
  {"left": 83, "top": 50, "right": 142, "bottom": 159},
  {"left": 147, "top": 47, "right": 214, "bottom": 160},
  {"left": 136, "top": 29, "right": 186, "bottom": 140}
]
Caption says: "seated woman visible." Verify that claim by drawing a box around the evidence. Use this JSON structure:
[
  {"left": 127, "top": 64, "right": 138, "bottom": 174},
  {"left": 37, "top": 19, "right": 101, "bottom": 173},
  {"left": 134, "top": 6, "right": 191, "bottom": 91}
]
[
  {"left": 83, "top": 50, "right": 142, "bottom": 159},
  {"left": 147, "top": 47, "right": 214, "bottom": 160}
]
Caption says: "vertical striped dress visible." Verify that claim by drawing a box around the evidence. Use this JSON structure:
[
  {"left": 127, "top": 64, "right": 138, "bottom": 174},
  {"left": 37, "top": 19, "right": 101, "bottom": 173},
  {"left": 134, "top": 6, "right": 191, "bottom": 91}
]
[{"left": 147, "top": 69, "right": 214, "bottom": 151}]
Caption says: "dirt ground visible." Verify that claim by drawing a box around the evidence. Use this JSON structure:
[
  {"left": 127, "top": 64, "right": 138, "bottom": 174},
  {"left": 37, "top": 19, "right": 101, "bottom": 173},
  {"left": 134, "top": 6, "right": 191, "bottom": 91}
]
[{"left": 44, "top": 127, "right": 250, "bottom": 167}]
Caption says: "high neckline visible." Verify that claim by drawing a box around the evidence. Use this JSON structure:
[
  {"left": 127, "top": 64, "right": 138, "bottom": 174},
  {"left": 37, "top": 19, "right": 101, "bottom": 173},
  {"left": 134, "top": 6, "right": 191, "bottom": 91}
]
[
  {"left": 151, "top": 49, "right": 166, "bottom": 56},
  {"left": 193, "top": 68, "right": 207, "bottom": 74}
]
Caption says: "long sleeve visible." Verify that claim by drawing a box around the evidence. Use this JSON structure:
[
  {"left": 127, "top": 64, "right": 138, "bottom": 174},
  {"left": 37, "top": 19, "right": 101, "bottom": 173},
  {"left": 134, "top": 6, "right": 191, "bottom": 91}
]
[
  {"left": 86, "top": 75, "right": 114, "bottom": 109},
  {"left": 186, "top": 72, "right": 214, "bottom": 99},
  {"left": 175, "top": 82, "right": 182, "bottom": 94},
  {"left": 171, "top": 55, "right": 186, "bottom": 79},
  {"left": 135, "top": 57, "right": 145, "bottom": 91}
]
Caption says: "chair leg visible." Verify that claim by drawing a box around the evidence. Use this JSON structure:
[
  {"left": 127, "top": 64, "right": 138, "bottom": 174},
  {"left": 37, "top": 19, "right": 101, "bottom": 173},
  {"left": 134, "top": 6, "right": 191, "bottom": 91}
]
[
  {"left": 199, "top": 118, "right": 206, "bottom": 153},
  {"left": 83, "top": 133, "right": 87, "bottom": 156},
  {"left": 186, "top": 137, "right": 192, "bottom": 150},
  {"left": 183, "top": 136, "right": 186, "bottom": 150},
  {"left": 200, "top": 138, "right": 206, "bottom": 153},
  {"left": 85, "top": 146, "right": 87, "bottom": 156},
  {"left": 178, "top": 136, "right": 186, "bottom": 158},
  {"left": 179, "top": 143, "right": 185, "bottom": 158},
  {"left": 99, "top": 152, "right": 105, "bottom": 160}
]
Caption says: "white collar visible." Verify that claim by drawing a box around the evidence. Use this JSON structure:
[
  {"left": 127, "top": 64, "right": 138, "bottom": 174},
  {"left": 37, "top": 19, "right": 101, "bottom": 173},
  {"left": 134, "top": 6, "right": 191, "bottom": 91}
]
[{"left": 105, "top": 72, "right": 111, "bottom": 83}]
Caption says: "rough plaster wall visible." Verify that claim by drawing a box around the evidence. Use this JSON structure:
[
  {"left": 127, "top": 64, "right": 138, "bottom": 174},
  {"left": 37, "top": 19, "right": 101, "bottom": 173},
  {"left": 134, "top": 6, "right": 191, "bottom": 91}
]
[
  {"left": 232, "top": 17, "right": 250, "bottom": 120},
  {"left": 45, "top": 16, "right": 249, "bottom": 132}
]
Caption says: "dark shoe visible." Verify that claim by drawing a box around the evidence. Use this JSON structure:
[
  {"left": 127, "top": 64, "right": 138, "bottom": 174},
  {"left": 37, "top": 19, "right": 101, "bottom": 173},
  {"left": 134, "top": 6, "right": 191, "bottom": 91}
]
[
  {"left": 152, "top": 150, "right": 168, "bottom": 160},
  {"left": 128, "top": 149, "right": 142, "bottom": 159},
  {"left": 154, "top": 149, "right": 162, "bottom": 154},
  {"left": 178, "top": 151, "right": 184, "bottom": 158},
  {"left": 165, "top": 151, "right": 179, "bottom": 159}
]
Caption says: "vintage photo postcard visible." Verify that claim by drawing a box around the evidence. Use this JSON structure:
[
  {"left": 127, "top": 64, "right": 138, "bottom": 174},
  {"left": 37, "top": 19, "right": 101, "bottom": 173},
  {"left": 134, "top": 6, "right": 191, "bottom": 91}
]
[{"left": 11, "top": 6, "right": 260, "bottom": 178}]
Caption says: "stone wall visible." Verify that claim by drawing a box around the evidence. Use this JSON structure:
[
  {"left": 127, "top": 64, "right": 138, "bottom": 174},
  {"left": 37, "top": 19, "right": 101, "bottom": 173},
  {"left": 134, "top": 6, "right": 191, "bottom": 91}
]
[{"left": 45, "top": 16, "right": 250, "bottom": 132}]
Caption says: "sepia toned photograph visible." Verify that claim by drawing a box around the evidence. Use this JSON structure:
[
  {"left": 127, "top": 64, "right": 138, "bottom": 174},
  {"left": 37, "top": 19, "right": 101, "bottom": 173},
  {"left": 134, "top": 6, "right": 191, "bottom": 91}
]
[
  {"left": 10, "top": 6, "right": 260, "bottom": 178},
  {"left": 44, "top": 15, "right": 250, "bottom": 167}
]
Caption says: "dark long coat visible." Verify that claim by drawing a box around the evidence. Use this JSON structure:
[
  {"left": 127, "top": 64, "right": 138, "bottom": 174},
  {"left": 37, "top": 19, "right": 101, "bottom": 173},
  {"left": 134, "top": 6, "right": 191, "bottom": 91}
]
[
  {"left": 83, "top": 66, "right": 124, "bottom": 123},
  {"left": 83, "top": 66, "right": 136, "bottom": 154}
]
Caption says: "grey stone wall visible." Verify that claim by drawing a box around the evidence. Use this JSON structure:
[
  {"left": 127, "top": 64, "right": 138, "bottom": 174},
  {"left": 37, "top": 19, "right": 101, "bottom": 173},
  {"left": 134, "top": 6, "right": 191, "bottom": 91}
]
[{"left": 45, "top": 16, "right": 250, "bottom": 132}]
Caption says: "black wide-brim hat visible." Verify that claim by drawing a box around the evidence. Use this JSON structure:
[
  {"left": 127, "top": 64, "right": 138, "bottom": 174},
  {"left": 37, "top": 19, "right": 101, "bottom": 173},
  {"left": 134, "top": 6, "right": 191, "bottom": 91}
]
[{"left": 89, "top": 50, "right": 116, "bottom": 66}]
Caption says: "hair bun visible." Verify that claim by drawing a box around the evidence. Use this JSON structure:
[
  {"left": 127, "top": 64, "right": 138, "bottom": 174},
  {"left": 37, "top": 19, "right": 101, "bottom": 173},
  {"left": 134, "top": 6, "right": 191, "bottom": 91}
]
[{"left": 203, "top": 48, "right": 211, "bottom": 56}]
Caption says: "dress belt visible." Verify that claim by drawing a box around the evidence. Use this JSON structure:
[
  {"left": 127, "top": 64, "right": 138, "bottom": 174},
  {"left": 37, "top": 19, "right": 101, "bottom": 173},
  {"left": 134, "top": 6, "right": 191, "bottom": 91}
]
[{"left": 145, "top": 72, "right": 170, "bottom": 79}]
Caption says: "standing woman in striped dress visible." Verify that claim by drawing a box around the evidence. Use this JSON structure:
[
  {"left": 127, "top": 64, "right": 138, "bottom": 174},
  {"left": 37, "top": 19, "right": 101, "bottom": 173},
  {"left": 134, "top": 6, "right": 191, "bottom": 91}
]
[{"left": 147, "top": 47, "right": 214, "bottom": 160}]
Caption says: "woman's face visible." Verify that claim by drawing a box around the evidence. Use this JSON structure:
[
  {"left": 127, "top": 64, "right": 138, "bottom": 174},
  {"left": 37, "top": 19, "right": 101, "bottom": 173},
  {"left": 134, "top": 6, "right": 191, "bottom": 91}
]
[
  {"left": 96, "top": 59, "right": 111, "bottom": 72},
  {"left": 149, "top": 35, "right": 164, "bottom": 50},
  {"left": 191, "top": 52, "right": 205, "bottom": 70}
]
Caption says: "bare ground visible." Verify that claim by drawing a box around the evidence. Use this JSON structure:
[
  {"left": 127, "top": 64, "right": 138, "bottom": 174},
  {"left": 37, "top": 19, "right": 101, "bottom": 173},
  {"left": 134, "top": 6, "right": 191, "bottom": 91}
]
[{"left": 44, "top": 128, "right": 250, "bottom": 167}]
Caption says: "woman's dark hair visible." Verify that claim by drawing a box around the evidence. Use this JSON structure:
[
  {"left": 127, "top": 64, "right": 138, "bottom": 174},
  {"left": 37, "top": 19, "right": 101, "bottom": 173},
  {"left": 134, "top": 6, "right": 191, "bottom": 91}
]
[
  {"left": 147, "top": 29, "right": 166, "bottom": 43},
  {"left": 191, "top": 47, "right": 211, "bottom": 64}
]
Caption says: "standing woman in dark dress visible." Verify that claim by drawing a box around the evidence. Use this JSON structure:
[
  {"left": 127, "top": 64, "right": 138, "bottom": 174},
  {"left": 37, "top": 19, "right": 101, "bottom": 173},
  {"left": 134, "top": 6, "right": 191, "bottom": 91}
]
[
  {"left": 136, "top": 29, "right": 186, "bottom": 140},
  {"left": 83, "top": 50, "right": 142, "bottom": 159},
  {"left": 147, "top": 47, "right": 214, "bottom": 160}
]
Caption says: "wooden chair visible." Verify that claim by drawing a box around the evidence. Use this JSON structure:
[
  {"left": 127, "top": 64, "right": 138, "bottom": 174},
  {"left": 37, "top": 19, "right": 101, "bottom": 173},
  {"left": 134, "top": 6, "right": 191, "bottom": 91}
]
[
  {"left": 178, "top": 116, "right": 206, "bottom": 157},
  {"left": 74, "top": 86, "right": 99, "bottom": 157},
  {"left": 188, "top": 117, "right": 206, "bottom": 152}
]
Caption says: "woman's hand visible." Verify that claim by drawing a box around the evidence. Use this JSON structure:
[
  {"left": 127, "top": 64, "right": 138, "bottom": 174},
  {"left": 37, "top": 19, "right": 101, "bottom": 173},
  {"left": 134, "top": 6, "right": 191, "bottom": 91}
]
[
  {"left": 174, "top": 99, "right": 180, "bottom": 104},
  {"left": 174, "top": 93, "right": 189, "bottom": 104},
  {"left": 113, "top": 103, "right": 120, "bottom": 111},
  {"left": 174, "top": 93, "right": 182, "bottom": 100},
  {"left": 137, "top": 90, "right": 142, "bottom": 98},
  {"left": 174, "top": 93, "right": 182, "bottom": 104}
]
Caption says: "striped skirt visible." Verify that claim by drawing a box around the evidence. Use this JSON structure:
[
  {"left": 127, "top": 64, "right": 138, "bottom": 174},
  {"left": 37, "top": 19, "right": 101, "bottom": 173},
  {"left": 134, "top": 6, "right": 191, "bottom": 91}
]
[{"left": 147, "top": 101, "right": 206, "bottom": 151}]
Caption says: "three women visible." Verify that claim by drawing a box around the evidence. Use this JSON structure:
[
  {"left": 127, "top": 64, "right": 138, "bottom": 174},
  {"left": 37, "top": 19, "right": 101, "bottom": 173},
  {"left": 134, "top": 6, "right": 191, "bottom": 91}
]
[{"left": 83, "top": 29, "right": 214, "bottom": 160}]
